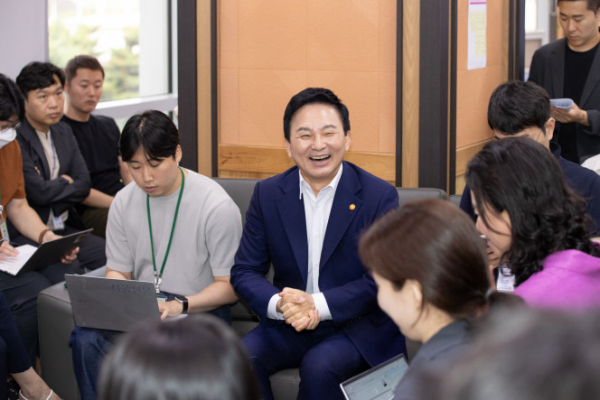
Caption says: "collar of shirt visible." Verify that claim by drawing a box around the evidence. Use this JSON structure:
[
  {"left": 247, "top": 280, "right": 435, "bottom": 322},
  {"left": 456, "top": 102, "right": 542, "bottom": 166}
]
[
  {"left": 35, "top": 128, "right": 59, "bottom": 178},
  {"left": 35, "top": 128, "right": 51, "bottom": 142},
  {"left": 298, "top": 163, "right": 344, "bottom": 201}
]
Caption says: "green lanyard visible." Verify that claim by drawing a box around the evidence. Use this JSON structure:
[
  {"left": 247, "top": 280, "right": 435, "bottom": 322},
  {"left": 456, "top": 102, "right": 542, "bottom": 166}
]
[{"left": 147, "top": 167, "right": 185, "bottom": 292}]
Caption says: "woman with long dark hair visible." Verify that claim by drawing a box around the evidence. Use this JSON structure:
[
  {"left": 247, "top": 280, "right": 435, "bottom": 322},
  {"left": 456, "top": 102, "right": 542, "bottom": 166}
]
[
  {"left": 467, "top": 136, "right": 600, "bottom": 308},
  {"left": 359, "top": 199, "right": 519, "bottom": 400}
]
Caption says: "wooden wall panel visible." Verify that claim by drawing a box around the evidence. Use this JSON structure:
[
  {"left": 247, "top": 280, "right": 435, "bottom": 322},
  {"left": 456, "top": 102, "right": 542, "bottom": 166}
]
[
  {"left": 455, "top": 140, "right": 486, "bottom": 195},
  {"left": 219, "top": 145, "right": 395, "bottom": 184},
  {"left": 401, "top": 0, "right": 419, "bottom": 188},
  {"left": 454, "top": 0, "right": 510, "bottom": 193},
  {"left": 197, "top": 0, "right": 212, "bottom": 176},
  {"left": 217, "top": 0, "right": 397, "bottom": 183},
  {"left": 456, "top": 0, "right": 506, "bottom": 149}
]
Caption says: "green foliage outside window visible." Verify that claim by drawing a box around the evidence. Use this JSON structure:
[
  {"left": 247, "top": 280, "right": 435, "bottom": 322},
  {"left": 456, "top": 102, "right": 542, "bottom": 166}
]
[{"left": 49, "top": 17, "right": 139, "bottom": 102}]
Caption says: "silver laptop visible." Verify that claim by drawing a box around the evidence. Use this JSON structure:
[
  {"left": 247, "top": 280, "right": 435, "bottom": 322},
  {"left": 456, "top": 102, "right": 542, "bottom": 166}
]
[
  {"left": 65, "top": 274, "right": 161, "bottom": 332},
  {"left": 340, "top": 353, "right": 409, "bottom": 400}
]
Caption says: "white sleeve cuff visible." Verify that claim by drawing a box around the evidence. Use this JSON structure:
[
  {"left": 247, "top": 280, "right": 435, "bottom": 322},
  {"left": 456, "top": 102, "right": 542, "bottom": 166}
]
[
  {"left": 312, "top": 292, "right": 332, "bottom": 321},
  {"left": 267, "top": 293, "right": 285, "bottom": 320}
]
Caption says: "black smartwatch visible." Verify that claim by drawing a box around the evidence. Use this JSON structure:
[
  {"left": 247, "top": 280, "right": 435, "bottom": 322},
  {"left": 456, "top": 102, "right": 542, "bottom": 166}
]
[{"left": 173, "top": 294, "right": 188, "bottom": 314}]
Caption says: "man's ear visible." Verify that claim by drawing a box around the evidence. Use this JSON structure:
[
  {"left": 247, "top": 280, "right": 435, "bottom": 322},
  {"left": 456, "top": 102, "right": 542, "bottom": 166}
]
[
  {"left": 344, "top": 130, "right": 352, "bottom": 151},
  {"left": 285, "top": 140, "right": 292, "bottom": 158},
  {"left": 545, "top": 118, "right": 555, "bottom": 141},
  {"left": 175, "top": 145, "right": 183, "bottom": 164},
  {"left": 408, "top": 279, "right": 423, "bottom": 311}
]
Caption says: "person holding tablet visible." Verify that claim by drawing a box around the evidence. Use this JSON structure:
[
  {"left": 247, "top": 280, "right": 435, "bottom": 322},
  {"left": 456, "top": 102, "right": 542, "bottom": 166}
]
[
  {"left": 0, "top": 73, "right": 79, "bottom": 367},
  {"left": 15, "top": 62, "right": 106, "bottom": 272},
  {"left": 359, "top": 199, "right": 520, "bottom": 399}
]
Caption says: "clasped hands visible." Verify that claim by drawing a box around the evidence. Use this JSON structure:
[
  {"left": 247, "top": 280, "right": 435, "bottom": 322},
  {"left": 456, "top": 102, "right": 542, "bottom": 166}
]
[{"left": 276, "top": 287, "right": 321, "bottom": 332}]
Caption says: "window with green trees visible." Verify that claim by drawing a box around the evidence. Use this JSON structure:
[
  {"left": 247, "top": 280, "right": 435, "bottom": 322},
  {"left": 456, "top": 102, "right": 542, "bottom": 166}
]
[{"left": 48, "top": 0, "right": 141, "bottom": 102}]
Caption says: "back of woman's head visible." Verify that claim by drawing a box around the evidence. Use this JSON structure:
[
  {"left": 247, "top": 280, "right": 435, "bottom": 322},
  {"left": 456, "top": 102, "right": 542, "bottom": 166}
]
[
  {"left": 359, "top": 199, "right": 493, "bottom": 319},
  {"left": 466, "top": 137, "right": 595, "bottom": 285},
  {"left": 98, "top": 315, "right": 260, "bottom": 400}
]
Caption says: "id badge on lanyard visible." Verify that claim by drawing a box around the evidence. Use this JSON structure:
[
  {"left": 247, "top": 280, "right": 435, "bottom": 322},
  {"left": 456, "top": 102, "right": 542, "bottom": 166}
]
[
  {"left": 50, "top": 209, "right": 65, "bottom": 231},
  {"left": 0, "top": 205, "right": 9, "bottom": 241},
  {"left": 496, "top": 266, "right": 515, "bottom": 292}
]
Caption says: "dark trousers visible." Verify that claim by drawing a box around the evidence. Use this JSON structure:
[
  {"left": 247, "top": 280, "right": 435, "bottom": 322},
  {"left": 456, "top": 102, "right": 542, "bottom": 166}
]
[
  {"left": 0, "top": 336, "right": 6, "bottom": 399},
  {"left": 0, "top": 289, "right": 32, "bottom": 397},
  {"left": 70, "top": 305, "right": 231, "bottom": 400},
  {"left": 0, "top": 225, "right": 103, "bottom": 364},
  {"left": 0, "top": 262, "right": 76, "bottom": 365},
  {"left": 243, "top": 322, "right": 369, "bottom": 400},
  {"left": 81, "top": 207, "right": 109, "bottom": 239}
]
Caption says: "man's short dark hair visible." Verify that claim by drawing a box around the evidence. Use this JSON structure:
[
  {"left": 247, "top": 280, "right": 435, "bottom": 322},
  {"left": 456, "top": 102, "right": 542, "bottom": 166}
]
[
  {"left": 16, "top": 62, "right": 65, "bottom": 98},
  {"left": 283, "top": 87, "right": 351, "bottom": 141},
  {"left": 65, "top": 55, "right": 105, "bottom": 84},
  {"left": 487, "top": 80, "right": 551, "bottom": 135},
  {"left": 120, "top": 110, "right": 179, "bottom": 162},
  {"left": 98, "top": 315, "right": 260, "bottom": 400},
  {"left": 0, "top": 74, "right": 25, "bottom": 123},
  {"left": 558, "top": 0, "right": 600, "bottom": 12}
]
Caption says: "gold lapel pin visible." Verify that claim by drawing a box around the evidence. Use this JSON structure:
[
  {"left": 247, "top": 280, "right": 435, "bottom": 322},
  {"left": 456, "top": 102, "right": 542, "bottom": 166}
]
[{"left": 349, "top": 204, "right": 356, "bottom": 211}]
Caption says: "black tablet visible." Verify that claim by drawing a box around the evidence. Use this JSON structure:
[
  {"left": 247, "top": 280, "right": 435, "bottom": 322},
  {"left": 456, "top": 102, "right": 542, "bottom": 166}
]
[{"left": 16, "top": 228, "right": 93, "bottom": 275}]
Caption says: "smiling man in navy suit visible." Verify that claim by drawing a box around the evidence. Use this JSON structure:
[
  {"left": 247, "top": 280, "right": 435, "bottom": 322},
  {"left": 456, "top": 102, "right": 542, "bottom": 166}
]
[{"left": 231, "top": 88, "right": 406, "bottom": 400}]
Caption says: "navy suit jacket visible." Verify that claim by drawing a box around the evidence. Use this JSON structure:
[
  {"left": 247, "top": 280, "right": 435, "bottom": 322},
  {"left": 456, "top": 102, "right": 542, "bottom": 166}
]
[
  {"left": 16, "top": 118, "right": 91, "bottom": 225},
  {"left": 231, "top": 161, "right": 406, "bottom": 367}
]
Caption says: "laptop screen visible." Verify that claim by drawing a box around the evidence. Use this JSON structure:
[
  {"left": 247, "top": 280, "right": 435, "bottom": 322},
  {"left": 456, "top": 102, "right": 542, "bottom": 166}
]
[{"left": 340, "top": 353, "right": 408, "bottom": 400}]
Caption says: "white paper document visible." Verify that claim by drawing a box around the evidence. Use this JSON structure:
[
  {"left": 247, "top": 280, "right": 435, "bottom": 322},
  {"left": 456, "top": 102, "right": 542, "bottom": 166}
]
[
  {"left": 468, "top": 0, "right": 487, "bottom": 70},
  {"left": 0, "top": 245, "right": 37, "bottom": 276}
]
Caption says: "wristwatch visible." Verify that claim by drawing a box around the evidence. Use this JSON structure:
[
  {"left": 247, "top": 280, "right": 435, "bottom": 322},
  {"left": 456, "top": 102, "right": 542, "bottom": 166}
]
[{"left": 173, "top": 294, "right": 188, "bottom": 314}]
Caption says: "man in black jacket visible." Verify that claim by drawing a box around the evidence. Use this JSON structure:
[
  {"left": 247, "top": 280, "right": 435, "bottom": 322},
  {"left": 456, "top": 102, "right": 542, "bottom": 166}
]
[
  {"left": 15, "top": 62, "right": 106, "bottom": 272},
  {"left": 528, "top": 0, "right": 600, "bottom": 163}
]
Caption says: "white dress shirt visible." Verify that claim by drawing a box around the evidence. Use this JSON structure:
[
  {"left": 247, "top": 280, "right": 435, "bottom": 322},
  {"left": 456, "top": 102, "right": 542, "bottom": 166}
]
[
  {"left": 36, "top": 129, "right": 68, "bottom": 228},
  {"left": 267, "top": 164, "right": 344, "bottom": 321}
]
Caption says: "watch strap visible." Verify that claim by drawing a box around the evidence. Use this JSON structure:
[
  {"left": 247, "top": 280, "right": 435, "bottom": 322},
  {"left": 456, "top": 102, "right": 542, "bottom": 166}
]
[{"left": 174, "top": 295, "right": 188, "bottom": 314}]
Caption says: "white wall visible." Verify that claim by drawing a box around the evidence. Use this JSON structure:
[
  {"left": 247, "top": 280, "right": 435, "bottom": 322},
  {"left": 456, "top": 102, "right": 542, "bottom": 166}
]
[{"left": 0, "top": 0, "right": 48, "bottom": 79}]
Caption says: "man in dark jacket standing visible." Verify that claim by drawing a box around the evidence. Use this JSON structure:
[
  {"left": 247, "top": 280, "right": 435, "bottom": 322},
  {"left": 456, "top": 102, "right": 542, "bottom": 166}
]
[{"left": 528, "top": 0, "right": 600, "bottom": 163}]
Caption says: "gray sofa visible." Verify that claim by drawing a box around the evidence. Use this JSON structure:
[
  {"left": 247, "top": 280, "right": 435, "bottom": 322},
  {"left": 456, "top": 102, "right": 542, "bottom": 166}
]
[{"left": 37, "top": 178, "right": 449, "bottom": 399}]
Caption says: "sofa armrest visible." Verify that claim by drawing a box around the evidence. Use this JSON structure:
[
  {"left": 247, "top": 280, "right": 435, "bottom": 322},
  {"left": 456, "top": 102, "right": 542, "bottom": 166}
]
[{"left": 38, "top": 267, "right": 106, "bottom": 400}]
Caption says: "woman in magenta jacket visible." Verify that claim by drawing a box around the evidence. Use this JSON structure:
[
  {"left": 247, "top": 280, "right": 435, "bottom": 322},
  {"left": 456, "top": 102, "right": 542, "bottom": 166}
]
[{"left": 467, "top": 136, "right": 600, "bottom": 309}]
